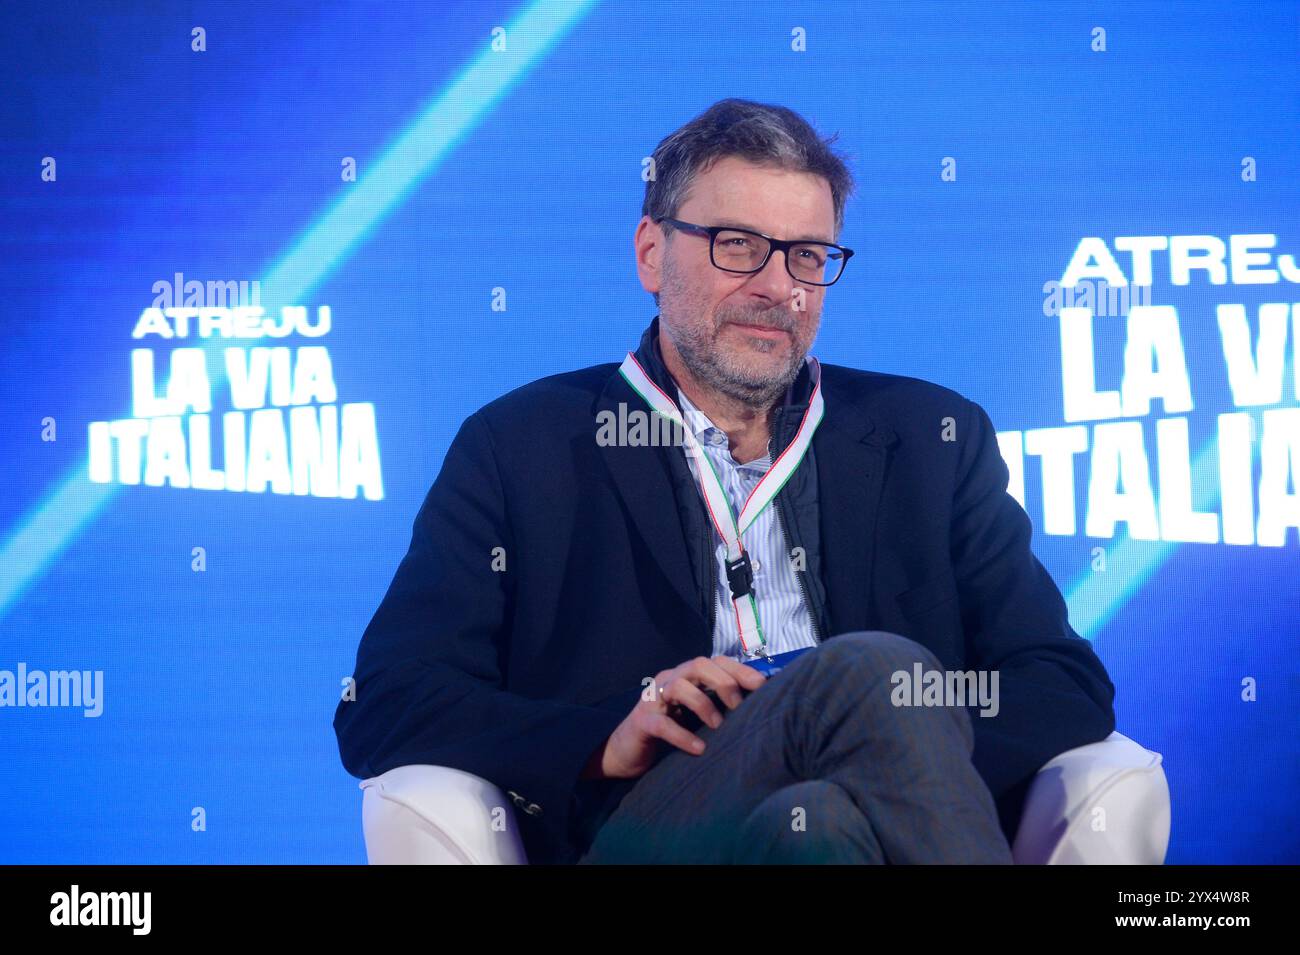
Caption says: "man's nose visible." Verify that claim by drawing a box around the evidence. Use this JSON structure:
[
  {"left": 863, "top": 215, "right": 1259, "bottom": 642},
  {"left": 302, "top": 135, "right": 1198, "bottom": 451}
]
[{"left": 743, "top": 247, "right": 798, "bottom": 304}]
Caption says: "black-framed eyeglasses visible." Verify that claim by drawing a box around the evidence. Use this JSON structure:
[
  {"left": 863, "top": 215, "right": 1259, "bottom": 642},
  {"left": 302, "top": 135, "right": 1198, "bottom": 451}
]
[{"left": 656, "top": 216, "right": 854, "bottom": 286}]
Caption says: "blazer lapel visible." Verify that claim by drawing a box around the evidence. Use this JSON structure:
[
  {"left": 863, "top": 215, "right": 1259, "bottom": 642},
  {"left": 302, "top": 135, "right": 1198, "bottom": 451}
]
[
  {"left": 814, "top": 394, "right": 897, "bottom": 638},
  {"left": 594, "top": 371, "right": 712, "bottom": 660}
]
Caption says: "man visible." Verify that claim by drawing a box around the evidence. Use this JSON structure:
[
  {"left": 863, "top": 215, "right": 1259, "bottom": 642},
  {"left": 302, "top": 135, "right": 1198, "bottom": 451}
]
[{"left": 333, "top": 98, "right": 1116, "bottom": 865}]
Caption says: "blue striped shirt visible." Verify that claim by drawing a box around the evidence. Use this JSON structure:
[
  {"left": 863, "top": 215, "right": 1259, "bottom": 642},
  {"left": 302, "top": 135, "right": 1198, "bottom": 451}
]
[{"left": 675, "top": 386, "right": 820, "bottom": 660}]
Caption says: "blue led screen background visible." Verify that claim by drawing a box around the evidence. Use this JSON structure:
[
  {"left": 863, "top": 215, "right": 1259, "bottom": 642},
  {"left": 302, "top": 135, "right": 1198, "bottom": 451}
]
[{"left": 0, "top": 1, "right": 1296, "bottom": 863}]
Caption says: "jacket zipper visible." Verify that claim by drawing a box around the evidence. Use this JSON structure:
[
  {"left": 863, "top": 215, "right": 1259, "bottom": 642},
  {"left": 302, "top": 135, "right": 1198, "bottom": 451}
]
[
  {"left": 775, "top": 486, "right": 824, "bottom": 645},
  {"left": 769, "top": 418, "right": 824, "bottom": 646},
  {"left": 705, "top": 518, "right": 716, "bottom": 649}
]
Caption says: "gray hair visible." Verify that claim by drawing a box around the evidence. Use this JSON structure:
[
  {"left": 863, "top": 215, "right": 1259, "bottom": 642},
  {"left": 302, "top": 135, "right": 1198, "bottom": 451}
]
[{"left": 642, "top": 98, "right": 856, "bottom": 305}]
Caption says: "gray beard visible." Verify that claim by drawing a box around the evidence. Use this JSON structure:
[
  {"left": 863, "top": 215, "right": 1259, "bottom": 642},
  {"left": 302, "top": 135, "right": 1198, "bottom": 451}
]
[{"left": 672, "top": 326, "right": 804, "bottom": 410}]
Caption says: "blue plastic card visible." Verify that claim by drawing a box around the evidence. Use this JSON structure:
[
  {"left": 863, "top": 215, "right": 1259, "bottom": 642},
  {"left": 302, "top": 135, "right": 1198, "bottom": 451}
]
[{"left": 742, "top": 645, "right": 815, "bottom": 678}]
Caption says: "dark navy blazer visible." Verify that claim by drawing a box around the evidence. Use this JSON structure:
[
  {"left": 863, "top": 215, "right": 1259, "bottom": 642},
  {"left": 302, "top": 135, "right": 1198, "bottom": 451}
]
[{"left": 334, "top": 316, "right": 1116, "bottom": 864}]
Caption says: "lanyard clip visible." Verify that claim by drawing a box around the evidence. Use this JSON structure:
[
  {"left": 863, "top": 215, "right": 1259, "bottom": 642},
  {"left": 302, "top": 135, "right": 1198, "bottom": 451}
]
[{"left": 724, "top": 552, "right": 754, "bottom": 600}]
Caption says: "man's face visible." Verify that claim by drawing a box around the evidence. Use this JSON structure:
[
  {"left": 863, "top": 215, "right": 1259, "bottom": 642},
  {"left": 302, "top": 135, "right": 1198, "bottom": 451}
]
[{"left": 638, "top": 155, "right": 837, "bottom": 407}]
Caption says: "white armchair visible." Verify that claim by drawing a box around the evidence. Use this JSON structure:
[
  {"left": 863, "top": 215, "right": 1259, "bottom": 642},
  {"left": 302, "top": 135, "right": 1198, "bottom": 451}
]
[{"left": 358, "top": 730, "right": 1169, "bottom": 864}]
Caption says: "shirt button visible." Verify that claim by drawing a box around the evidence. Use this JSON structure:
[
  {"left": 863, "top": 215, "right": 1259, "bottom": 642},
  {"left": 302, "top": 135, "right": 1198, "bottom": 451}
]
[
  {"left": 709, "top": 431, "right": 727, "bottom": 447},
  {"left": 752, "top": 558, "right": 762, "bottom": 572}
]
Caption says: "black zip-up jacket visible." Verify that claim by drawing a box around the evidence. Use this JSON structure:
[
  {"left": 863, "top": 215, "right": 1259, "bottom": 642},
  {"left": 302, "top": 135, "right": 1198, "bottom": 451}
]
[{"left": 334, "top": 315, "right": 1116, "bottom": 864}]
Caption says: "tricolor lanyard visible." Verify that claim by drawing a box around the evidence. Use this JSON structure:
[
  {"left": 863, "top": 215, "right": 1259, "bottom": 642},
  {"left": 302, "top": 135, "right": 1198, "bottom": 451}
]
[{"left": 618, "top": 353, "right": 825, "bottom": 659}]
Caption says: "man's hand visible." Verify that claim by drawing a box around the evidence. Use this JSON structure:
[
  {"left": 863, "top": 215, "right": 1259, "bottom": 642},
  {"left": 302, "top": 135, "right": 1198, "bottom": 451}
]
[{"left": 585, "top": 655, "right": 768, "bottom": 781}]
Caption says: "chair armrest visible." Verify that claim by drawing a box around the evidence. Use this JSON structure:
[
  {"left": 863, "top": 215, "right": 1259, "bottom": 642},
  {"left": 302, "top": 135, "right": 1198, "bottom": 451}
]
[
  {"left": 360, "top": 765, "right": 526, "bottom": 864},
  {"left": 1012, "top": 730, "right": 1171, "bottom": 864},
  {"left": 360, "top": 731, "right": 1171, "bottom": 865}
]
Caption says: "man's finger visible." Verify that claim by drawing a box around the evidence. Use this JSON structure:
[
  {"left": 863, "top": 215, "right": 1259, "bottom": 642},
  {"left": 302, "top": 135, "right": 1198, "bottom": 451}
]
[
  {"left": 650, "top": 712, "right": 707, "bottom": 755},
  {"left": 685, "top": 656, "right": 747, "bottom": 708},
  {"left": 664, "top": 678, "right": 724, "bottom": 729},
  {"left": 713, "top": 655, "right": 769, "bottom": 693}
]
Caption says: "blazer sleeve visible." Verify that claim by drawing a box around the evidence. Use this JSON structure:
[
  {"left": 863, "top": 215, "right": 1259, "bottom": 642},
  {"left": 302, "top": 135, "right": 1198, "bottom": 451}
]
[
  {"left": 332, "top": 410, "right": 627, "bottom": 860},
  {"left": 950, "top": 397, "right": 1117, "bottom": 836}
]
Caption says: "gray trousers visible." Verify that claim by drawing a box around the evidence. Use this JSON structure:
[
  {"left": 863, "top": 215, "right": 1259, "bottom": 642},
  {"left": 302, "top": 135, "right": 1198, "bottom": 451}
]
[{"left": 576, "top": 631, "right": 1014, "bottom": 864}]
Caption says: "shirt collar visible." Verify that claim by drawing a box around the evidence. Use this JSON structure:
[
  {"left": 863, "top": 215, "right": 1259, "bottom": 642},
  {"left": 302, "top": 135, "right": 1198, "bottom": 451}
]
[
  {"left": 673, "top": 384, "right": 718, "bottom": 442},
  {"left": 675, "top": 384, "right": 774, "bottom": 470}
]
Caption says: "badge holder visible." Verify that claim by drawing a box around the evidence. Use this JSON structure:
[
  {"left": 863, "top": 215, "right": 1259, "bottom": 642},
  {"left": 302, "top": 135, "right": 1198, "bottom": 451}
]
[{"left": 725, "top": 551, "right": 816, "bottom": 677}]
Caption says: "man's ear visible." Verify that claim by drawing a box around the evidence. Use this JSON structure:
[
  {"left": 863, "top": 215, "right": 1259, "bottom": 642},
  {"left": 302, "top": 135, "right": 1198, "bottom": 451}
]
[{"left": 633, "top": 216, "right": 664, "bottom": 298}]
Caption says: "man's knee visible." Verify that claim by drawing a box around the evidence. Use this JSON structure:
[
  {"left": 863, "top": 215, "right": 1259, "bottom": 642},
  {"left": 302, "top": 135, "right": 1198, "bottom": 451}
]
[
  {"left": 784, "top": 631, "right": 976, "bottom": 751},
  {"left": 784, "top": 631, "right": 944, "bottom": 701}
]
